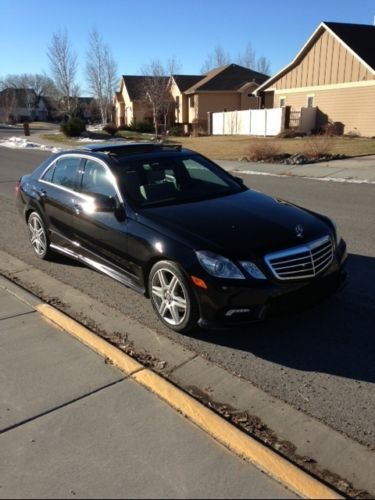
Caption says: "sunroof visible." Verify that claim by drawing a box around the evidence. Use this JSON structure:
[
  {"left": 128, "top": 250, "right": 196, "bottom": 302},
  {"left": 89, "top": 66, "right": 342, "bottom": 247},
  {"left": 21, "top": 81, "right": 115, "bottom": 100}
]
[{"left": 80, "top": 142, "right": 182, "bottom": 155}]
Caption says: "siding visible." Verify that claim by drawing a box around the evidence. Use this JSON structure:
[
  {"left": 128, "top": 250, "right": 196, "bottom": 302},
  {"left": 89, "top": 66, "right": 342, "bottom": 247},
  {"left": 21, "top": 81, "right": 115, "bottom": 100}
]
[
  {"left": 170, "top": 81, "right": 187, "bottom": 123},
  {"left": 274, "top": 30, "right": 374, "bottom": 90},
  {"left": 195, "top": 93, "right": 241, "bottom": 120},
  {"left": 276, "top": 86, "right": 375, "bottom": 136}
]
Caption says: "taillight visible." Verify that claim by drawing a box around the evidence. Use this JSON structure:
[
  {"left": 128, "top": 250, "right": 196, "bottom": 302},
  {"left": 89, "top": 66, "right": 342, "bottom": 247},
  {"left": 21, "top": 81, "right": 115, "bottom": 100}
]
[{"left": 15, "top": 182, "right": 20, "bottom": 195}]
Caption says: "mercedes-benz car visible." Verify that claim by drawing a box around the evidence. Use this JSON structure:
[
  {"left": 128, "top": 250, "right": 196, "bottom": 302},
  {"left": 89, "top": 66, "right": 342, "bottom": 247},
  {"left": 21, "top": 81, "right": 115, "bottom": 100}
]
[{"left": 16, "top": 142, "right": 347, "bottom": 332}]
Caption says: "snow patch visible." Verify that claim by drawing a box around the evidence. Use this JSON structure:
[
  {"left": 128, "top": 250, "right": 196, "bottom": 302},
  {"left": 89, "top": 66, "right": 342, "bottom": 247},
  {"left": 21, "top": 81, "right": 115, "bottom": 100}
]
[
  {"left": 86, "top": 124, "right": 105, "bottom": 132},
  {"left": 0, "top": 123, "right": 18, "bottom": 128},
  {"left": 77, "top": 137, "right": 105, "bottom": 143},
  {"left": 0, "top": 136, "right": 62, "bottom": 153}
]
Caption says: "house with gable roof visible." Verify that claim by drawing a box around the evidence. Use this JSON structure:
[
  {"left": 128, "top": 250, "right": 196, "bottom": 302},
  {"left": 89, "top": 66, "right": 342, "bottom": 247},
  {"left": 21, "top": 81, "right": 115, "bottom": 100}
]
[
  {"left": 256, "top": 22, "right": 375, "bottom": 136},
  {"left": 181, "top": 64, "right": 268, "bottom": 127},
  {"left": 114, "top": 64, "right": 269, "bottom": 131},
  {"left": 114, "top": 75, "right": 170, "bottom": 128},
  {"left": 0, "top": 88, "right": 48, "bottom": 123},
  {"left": 169, "top": 74, "right": 202, "bottom": 124}
]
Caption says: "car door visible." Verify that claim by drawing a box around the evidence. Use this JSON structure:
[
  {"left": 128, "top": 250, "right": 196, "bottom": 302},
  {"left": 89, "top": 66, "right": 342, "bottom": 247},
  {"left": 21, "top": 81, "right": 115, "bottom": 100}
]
[
  {"left": 38, "top": 155, "right": 83, "bottom": 249},
  {"left": 71, "top": 158, "right": 141, "bottom": 289}
]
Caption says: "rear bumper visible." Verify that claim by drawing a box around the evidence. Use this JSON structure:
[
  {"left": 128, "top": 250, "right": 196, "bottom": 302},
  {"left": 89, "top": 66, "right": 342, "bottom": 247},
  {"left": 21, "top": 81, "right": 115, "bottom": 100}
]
[{"left": 196, "top": 240, "right": 347, "bottom": 329}]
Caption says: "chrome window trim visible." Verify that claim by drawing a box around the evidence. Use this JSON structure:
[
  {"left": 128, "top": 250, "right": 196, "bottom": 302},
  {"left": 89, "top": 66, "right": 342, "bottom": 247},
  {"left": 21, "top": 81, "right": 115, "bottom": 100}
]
[
  {"left": 265, "top": 235, "right": 333, "bottom": 281},
  {"left": 38, "top": 153, "right": 124, "bottom": 203},
  {"left": 39, "top": 178, "right": 93, "bottom": 201}
]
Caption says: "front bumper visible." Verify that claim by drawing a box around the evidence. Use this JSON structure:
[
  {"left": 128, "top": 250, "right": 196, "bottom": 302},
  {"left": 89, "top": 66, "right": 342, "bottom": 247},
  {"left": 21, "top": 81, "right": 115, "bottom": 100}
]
[{"left": 195, "top": 239, "right": 348, "bottom": 329}]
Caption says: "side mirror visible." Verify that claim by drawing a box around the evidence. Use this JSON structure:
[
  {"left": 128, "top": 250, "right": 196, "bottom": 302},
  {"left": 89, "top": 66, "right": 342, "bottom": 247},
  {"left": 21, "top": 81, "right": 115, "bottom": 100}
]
[
  {"left": 233, "top": 175, "right": 244, "bottom": 186},
  {"left": 95, "top": 195, "right": 117, "bottom": 212}
]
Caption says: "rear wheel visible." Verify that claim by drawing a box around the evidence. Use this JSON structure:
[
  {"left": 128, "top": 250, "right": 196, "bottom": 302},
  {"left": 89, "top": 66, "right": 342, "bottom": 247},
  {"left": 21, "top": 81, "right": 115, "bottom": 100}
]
[
  {"left": 27, "top": 212, "right": 53, "bottom": 260},
  {"left": 149, "top": 260, "right": 199, "bottom": 333}
]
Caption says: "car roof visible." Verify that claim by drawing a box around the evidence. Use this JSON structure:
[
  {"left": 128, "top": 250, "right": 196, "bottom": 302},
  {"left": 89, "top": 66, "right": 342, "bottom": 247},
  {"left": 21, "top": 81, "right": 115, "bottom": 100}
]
[{"left": 77, "top": 141, "right": 183, "bottom": 155}]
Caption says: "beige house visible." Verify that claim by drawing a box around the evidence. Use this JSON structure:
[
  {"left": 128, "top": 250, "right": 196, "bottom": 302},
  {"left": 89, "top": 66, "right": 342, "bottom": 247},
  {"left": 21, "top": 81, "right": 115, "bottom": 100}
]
[
  {"left": 114, "top": 64, "right": 269, "bottom": 131},
  {"left": 183, "top": 64, "right": 268, "bottom": 126},
  {"left": 256, "top": 22, "right": 375, "bottom": 136},
  {"left": 170, "top": 74, "right": 202, "bottom": 124},
  {"left": 114, "top": 75, "right": 169, "bottom": 127}
]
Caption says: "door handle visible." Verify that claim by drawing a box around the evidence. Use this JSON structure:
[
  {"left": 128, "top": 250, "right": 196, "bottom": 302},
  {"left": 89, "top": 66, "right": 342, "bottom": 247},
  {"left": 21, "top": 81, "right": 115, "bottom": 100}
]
[{"left": 73, "top": 203, "right": 82, "bottom": 215}]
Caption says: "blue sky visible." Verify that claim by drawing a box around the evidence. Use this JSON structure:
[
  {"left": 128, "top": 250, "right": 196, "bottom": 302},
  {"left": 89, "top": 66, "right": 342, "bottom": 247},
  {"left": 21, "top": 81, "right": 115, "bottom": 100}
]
[{"left": 1, "top": 0, "right": 374, "bottom": 94}]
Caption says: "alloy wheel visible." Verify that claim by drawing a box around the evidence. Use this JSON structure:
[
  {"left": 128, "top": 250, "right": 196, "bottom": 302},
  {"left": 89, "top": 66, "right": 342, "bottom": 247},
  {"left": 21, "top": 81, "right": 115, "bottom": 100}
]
[
  {"left": 151, "top": 268, "right": 187, "bottom": 326},
  {"left": 28, "top": 213, "right": 47, "bottom": 257}
]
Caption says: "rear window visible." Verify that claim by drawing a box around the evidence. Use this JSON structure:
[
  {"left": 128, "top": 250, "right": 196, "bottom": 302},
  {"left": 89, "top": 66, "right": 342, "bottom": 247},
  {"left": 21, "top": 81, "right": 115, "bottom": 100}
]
[
  {"left": 44, "top": 157, "right": 81, "bottom": 190},
  {"left": 42, "top": 164, "right": 54, "bottom": 182}
]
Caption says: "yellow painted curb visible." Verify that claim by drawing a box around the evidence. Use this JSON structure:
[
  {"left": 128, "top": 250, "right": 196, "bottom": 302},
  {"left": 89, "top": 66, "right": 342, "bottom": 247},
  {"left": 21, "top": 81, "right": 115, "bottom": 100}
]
[
  {"left": 36, "top": 302, "right": 342, "bottom": 500},
  {"left": 133, "top": 369, "right": 343, "bottom": 500},
  {"left": 36, "top": 303, "right": 143, "bottom": 376}
]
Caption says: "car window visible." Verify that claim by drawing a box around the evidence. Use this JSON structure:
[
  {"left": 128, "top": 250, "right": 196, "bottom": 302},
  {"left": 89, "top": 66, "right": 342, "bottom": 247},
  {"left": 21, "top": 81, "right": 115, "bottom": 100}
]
[
  {"left": 81, "top": 160, "right": 117, "bottom": 198},
  {"left": 51, "top": 157, "right": 81, "bottom": 189},
  {"left": 183, "top": 158, "right": 227, "bottom": 187},
  {"left": 41, "top": 164, "right": 55, "bottom": 182}
]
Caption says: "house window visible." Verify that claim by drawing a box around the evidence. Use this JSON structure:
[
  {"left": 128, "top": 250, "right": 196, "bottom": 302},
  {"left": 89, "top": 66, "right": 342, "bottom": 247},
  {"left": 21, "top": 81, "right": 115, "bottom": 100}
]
[
  {"left": 175, "top": 95, "right": 180, "bottom": 107},
  {"left": 307, "top": 95, "right": 315, "bottom": 108},
  {"left": 279, "top": 97, "right": 286, "bottom": 107},
  {"left": 189, "top": 96, "right": 195, "bottom": 108}
]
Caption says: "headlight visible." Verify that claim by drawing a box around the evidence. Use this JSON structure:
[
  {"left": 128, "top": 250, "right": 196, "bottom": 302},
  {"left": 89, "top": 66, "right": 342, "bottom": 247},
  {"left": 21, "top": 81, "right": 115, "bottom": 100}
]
[
  {"left": 196, "top": 251, "right": 245, "bottom": 279},
  {"left": 240, "top": 261, "right": 267, "bottom": 280}
]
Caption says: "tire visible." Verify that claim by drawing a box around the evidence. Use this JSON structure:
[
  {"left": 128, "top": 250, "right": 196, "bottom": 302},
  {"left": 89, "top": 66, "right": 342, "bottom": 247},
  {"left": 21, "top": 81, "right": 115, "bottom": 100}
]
[
  {"left": 27, "top": 211, "right": 53, "bottom": 260},
  {"left": 149, "top": 260, "right": 199, "bottom": 333}
]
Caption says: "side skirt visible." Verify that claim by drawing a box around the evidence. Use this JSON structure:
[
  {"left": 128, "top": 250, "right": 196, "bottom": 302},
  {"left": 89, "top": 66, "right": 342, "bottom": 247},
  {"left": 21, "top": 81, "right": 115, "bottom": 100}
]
[{"left": 49, "top": 243, "right": 145, "bottom": 295}]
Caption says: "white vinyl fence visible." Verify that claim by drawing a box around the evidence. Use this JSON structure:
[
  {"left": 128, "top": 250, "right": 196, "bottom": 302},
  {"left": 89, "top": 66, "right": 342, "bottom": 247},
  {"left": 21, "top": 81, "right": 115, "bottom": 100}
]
[{"left": 212, "top": 108, "right": 285, "bottom": 136}]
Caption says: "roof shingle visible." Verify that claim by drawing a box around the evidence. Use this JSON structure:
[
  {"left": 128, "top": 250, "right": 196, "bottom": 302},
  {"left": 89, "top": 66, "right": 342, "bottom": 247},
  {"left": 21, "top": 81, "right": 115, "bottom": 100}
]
[
  {"left": 121, "top": 75, "right": 169, "bottom": 100},
  {"left": 185, "top": 64, "right": 269, "bottom": 93},
  {"left": 172, "top": 74, "right": 203, "bottom": 92}
]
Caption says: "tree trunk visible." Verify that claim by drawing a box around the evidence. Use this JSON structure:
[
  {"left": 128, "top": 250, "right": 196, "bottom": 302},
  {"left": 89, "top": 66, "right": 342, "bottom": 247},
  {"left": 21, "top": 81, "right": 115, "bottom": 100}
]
[{"left": 153, "top": 105, "right": 158, "bottom": 138}]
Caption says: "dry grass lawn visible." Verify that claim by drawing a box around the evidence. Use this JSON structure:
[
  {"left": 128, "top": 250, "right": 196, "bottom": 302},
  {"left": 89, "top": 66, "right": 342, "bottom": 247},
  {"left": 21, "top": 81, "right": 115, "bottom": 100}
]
[
  {"left": 41, "top": 129, "right": 375, "bottom": 161},
  {"left": 166, "top": 135, "right": 375, "bottom": 160}
]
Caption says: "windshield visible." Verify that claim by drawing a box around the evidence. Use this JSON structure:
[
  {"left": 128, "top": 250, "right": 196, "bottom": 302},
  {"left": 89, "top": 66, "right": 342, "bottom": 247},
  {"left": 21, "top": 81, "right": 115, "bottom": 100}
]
[{"left": 115, "top": 153, "right": 244, "bottom": 208}]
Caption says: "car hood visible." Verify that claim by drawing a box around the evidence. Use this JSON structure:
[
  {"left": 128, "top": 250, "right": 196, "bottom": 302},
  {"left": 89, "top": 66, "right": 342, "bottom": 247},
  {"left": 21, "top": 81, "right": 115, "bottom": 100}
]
[{"left": 137, "top": 190, "right": 332, "bottom": 259}]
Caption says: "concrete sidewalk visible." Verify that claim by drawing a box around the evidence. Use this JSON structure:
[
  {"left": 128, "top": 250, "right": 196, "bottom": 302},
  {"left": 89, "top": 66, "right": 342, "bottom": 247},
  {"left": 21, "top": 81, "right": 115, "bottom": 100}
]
[{"left": 0, "top": 278, "right": 296, "bottom": 499}]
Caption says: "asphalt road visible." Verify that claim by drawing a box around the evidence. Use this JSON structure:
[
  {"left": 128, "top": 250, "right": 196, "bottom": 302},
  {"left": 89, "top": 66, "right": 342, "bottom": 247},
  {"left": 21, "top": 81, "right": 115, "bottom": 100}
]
[{"left": 0, "top": 146, "right": 374, "bottom": 449}]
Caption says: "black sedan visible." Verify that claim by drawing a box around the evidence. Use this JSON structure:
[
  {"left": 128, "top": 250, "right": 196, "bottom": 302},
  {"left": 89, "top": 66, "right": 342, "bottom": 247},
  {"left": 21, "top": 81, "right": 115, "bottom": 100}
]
[{"left": 16, "top": 142, "right": 347, "bottom": 332}]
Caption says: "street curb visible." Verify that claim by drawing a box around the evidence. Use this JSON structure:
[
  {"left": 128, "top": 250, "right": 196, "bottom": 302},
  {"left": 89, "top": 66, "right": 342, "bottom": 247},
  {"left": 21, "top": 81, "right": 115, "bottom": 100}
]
[
  {"left": 36, "top": 304, "right": 144, "bottom": 377},
  {"left": 36, "top": 302, "right": 342, "bottom": 499}
]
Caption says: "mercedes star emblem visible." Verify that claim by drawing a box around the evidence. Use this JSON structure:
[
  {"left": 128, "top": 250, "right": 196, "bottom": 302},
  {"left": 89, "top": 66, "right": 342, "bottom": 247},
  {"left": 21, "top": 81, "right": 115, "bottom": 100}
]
[{"left": 295, "top": 224, "right": 304, "bottom": 238}]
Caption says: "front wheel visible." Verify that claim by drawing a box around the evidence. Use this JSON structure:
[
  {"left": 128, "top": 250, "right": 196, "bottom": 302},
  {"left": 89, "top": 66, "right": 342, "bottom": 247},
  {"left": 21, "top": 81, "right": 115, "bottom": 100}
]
[
  {"left": 27, "top": 211, "right": 53, "bottom": 260},
  {"left": 149, "top": 260, "right": 199, "bottom": 333}
]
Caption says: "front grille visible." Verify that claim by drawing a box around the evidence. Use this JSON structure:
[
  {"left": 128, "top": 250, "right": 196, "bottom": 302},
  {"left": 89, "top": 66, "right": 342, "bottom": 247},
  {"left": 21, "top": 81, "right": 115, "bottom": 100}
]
[{"left": 265, "top": 236, "right": 334, "bottom": 281}]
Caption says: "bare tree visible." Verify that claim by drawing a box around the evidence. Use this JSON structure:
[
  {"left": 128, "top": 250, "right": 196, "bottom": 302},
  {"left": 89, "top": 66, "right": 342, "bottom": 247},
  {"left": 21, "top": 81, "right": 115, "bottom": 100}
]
[
  {"left": 141, "top": 60, "right": 174, "bottom": 137},
  {"left": 86, "top": 29, "right": 118, "bottom": 124},
  {"left": 201, "top": 42, "right": 271, "bottom": 75},
  {"left": 166, "top": 56, "right": 182, "bottom": 76},
  {"left": 0, "top": 73, "right": 56, "bottom": 96},
  {"left": 201, "top": 45, "right": 230, "bottom": 74},
  {"left": 237, "top": 42, "right": 256, "bottom": 70},
  {"left": 47, "top": 30, "right": 79, "bottom": 118},
  {"left": 0, "top": 73, "right": 57, "bottom": 120},
  {"left": 256, "top": 56, "right": 271, "bottom": 75}
]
